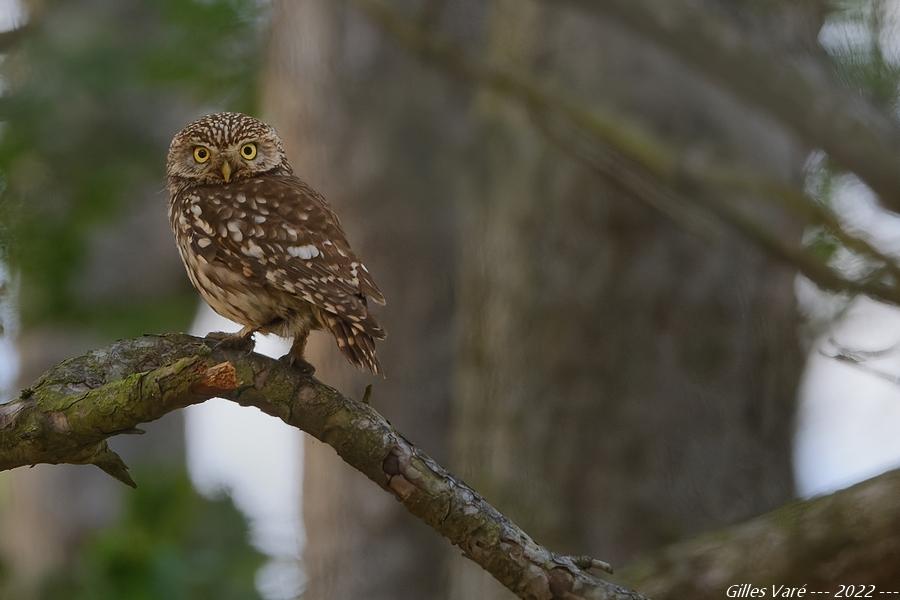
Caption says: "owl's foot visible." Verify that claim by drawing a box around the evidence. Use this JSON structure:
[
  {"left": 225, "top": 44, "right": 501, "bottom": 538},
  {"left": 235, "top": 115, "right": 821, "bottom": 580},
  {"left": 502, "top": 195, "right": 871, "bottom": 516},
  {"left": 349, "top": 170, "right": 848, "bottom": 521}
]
[
  {"left": 277, "top": 332, "right": 314, "bottom": 375},
  {"left": 278, "top": 352, "right": 316, "bottom": 376},
  {"left": 206, "top": 328, "right": 256, "bottom": 353}
]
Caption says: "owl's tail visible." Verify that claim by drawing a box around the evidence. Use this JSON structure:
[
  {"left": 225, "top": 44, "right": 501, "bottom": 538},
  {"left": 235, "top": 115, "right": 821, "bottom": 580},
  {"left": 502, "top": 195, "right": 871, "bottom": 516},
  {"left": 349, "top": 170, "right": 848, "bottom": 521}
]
[{"left": 323, "top": 313, "right": 385, "bottom": 376}]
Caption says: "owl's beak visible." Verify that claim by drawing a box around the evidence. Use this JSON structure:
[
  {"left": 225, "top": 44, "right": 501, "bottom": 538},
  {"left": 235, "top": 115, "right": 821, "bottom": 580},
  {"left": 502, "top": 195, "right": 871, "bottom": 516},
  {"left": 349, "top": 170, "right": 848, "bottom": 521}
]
[{"left": 221, "top": 161, "right": 232, "bottom": 183}]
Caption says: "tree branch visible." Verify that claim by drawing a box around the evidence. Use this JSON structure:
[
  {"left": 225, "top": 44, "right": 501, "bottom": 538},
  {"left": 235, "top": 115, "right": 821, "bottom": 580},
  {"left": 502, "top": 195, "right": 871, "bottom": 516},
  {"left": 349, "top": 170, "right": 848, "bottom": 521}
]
[
  {"left": 558, "top": 0, "right": 900, "bottom": 215},
  {"left": 350, "top": 0, "right": 900, "bottom": 306},
  {"left": 0, "top": 334, "right": 648, "bottom": 600},
  {"left": 0, "top": 25, "right": 28, "bottom": 53},
  {"left": 619, "top": 468, "right": 900, "bottom": 598}
]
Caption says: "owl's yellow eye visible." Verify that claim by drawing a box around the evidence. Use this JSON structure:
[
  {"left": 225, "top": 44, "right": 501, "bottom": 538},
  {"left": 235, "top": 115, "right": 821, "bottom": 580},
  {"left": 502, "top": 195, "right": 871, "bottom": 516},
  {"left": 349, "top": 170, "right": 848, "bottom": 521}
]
[
  {"left": 240, "top": 143, "right": 257, "bottom": 160},
  {"left": 193, "top": 146, "right": 210, "bottom": 163}
]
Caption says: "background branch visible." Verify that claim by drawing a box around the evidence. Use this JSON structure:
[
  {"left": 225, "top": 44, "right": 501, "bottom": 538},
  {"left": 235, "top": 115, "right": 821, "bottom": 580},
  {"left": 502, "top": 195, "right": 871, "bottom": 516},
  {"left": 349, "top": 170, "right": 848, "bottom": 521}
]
[
  {"left": 351, "top": 0, "right": 900, "bottom": 306},
  {"left": 619, "top": 468, "right": 900, "bottom": 598},
  {"left": 560, "top": 0, "right": 900, "bottom": 214},
  {"left": 0, "top": 25, "right": 28, "bottom": 53},
  {"left": 0, "top": 334, "right": 648, "bottom": 600}
]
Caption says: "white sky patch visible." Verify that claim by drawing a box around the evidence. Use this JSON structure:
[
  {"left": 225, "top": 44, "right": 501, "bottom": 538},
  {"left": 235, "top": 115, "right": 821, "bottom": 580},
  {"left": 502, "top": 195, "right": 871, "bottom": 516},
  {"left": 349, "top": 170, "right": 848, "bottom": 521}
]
[
  {"left": 187, "top": 304, "right": 305, "bottom": 599},
  {"left": 795, "top": 176, "right": 900, "bottom": 498},
  {"left": 0, "top": 262, "right": 19, "bottom": 404},
  {"left": 795, "top": 298, "right": 900, "bottom": 496},
  {"left": 795, "top": 0, "right": 900, "bottom": 494},
  {"left": 0, "top": 0, "right": 23, "bottom": 32}
]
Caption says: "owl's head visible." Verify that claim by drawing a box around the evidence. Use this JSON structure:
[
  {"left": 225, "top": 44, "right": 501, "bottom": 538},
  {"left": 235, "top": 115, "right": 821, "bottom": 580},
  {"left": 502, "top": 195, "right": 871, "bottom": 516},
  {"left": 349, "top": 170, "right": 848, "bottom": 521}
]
[{"left": 166, "top": 112, "right": 292, "bottom": 186}]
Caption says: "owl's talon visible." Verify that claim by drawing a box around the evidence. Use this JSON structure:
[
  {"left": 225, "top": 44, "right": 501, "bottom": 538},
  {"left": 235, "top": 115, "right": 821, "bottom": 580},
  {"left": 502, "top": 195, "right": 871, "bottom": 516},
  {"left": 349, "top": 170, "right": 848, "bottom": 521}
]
[
  {"left": 206, "top": 330, "right": 256, "bottom": 353},
  {"left": 278, "top": 353, "right": 316, "bottom": 375}
]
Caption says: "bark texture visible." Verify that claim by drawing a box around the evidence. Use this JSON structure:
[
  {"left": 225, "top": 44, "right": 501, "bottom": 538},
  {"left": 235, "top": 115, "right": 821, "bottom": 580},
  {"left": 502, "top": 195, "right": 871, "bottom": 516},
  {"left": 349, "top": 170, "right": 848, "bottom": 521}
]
[{"left": 0, "top": 334, "right": 647, "bottom": 600}]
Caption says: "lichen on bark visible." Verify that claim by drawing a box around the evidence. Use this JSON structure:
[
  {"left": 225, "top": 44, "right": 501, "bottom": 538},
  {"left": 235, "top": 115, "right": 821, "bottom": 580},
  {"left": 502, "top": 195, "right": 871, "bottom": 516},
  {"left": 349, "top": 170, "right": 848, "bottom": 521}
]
[{"left": 0, "top": 333, "right": 646, "bottom": 600}]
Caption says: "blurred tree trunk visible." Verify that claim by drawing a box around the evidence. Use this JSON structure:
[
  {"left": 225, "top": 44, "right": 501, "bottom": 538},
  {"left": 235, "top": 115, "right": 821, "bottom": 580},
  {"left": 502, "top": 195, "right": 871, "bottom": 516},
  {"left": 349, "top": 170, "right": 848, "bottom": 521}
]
[
  {"left": 447, "top": 2, "right": 810, "bottom": 598},
  {"left": 266, "top": 1, "right": 818, "bottom": 599},
  {"left": 263, "top": 2, "right": 467, "bottom": 598}
]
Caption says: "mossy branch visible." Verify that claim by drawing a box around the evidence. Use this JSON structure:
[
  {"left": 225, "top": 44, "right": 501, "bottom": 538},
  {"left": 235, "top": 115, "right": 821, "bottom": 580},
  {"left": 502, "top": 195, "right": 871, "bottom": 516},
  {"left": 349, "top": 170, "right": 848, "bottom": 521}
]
[
  {"left": 619, "top": 469, "right": 900, "bottom": 598},
  {"left": 0, "top": 334, "right": 648, "bottom": 600}
]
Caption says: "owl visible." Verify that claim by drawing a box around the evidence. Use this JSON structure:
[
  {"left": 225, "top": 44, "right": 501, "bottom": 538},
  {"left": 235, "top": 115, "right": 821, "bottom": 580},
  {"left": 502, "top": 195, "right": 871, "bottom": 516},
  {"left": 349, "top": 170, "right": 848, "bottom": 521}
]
[{"left": 166, "top": 112, "right": 386, "bottom": 375}]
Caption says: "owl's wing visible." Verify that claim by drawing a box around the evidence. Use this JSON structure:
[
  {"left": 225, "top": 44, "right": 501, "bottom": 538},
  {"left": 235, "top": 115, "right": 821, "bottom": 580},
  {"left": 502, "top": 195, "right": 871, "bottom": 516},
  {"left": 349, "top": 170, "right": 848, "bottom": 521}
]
[{"left": 180, "top": 174, "right": 385, "bottom": 336}]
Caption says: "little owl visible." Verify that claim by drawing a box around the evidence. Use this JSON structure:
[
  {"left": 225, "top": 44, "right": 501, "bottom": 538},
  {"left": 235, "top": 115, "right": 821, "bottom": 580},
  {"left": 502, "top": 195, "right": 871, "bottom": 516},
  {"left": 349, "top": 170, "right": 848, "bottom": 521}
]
[{"left": 166, "top": 112, "right": 385, "bottom": 375}]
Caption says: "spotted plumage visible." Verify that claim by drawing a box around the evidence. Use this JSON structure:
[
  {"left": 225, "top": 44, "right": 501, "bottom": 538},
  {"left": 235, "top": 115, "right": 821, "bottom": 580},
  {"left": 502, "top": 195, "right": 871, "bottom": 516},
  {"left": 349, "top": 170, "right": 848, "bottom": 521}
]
[{"left": 166, "top": 112, "right": 385, "bottom": 374}]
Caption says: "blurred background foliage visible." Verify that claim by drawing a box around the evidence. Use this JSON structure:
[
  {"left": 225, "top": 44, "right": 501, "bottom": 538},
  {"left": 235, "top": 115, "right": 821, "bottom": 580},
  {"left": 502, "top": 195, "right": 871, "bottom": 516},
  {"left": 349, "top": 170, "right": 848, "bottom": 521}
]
[
  {"left": 38, "top": 471, "right": 264, "bottom": 600},
  {"left": 0, "top": 0, "right": 263, "bottom": 336},
  {"left": 0, "top": 0, "right": 269, "bottom": 598}
]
